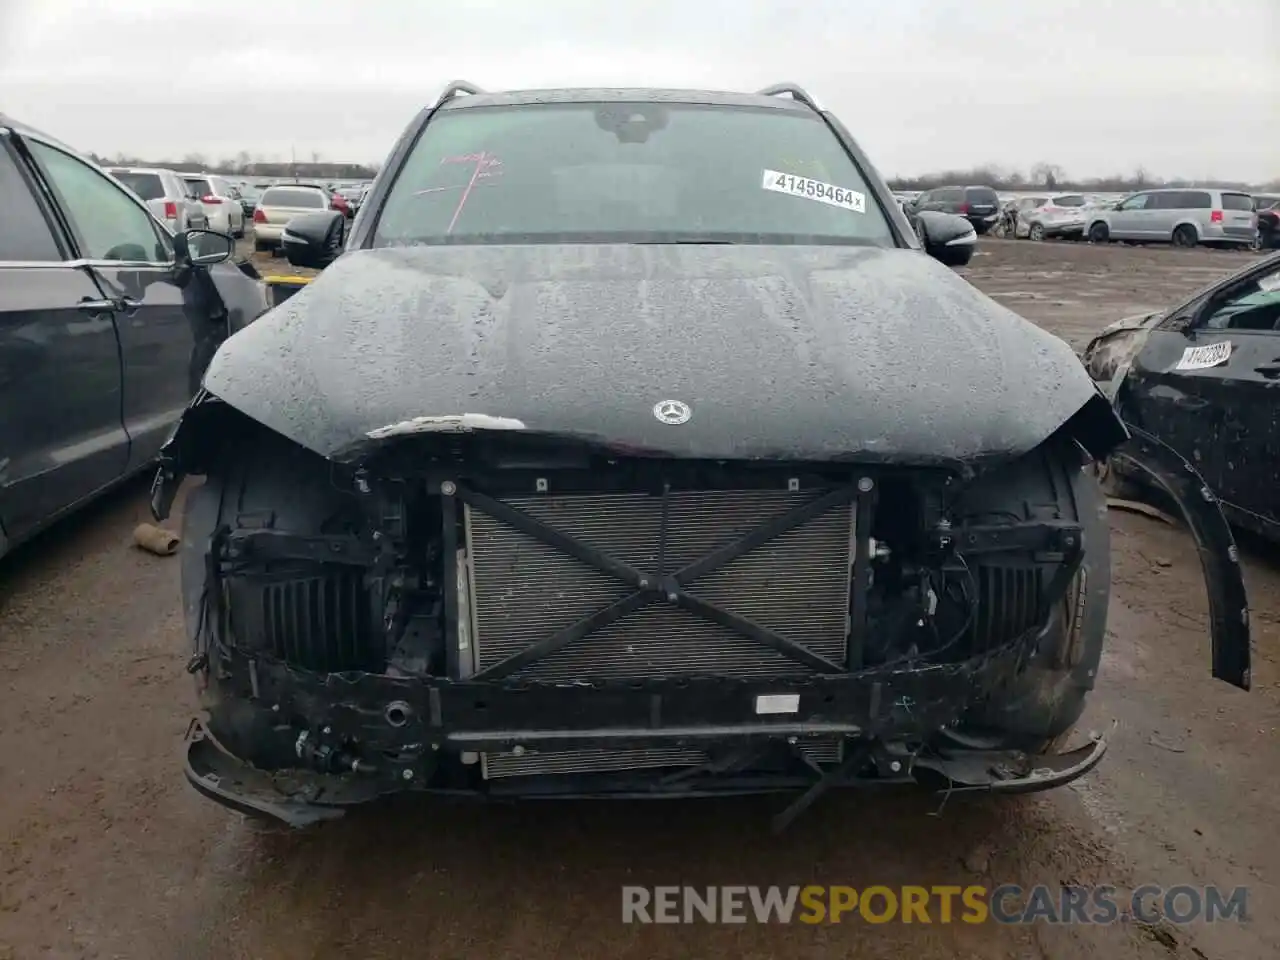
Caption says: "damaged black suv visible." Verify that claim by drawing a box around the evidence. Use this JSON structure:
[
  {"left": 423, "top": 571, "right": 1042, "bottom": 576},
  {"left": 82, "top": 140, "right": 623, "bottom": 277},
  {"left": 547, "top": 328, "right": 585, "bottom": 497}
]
[{"left": 152, "top": 82, "right": 1250, "bottom": 828}]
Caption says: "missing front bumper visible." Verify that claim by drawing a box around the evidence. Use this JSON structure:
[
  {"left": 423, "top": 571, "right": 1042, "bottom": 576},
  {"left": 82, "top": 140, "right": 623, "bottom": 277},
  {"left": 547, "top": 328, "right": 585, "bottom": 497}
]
[{"left": 184, "top": 717, "right": 1110, "bottom": 828}]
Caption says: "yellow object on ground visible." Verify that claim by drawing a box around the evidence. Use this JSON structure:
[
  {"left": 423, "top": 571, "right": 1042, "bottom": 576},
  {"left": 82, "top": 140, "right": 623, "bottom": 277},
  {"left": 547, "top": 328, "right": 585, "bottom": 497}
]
[
  {"left": 262, "top": 275, "right": 312, "bottom": 307},
  {"left": 133, "top": 523, "right": 180, "bottom": 556}
]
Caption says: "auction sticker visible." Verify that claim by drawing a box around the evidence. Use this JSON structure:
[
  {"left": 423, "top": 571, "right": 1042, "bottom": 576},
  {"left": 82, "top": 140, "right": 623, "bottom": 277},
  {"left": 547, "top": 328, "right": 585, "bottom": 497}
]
[
  {"left": 762, "top": 169, "right": 865, "bottom": 213},
  {"left": 755, "top": 693, "right": 800, "bottom": 715},
  {"left": 1175, "top": 340, "right": 1232, "bottom": 370}
]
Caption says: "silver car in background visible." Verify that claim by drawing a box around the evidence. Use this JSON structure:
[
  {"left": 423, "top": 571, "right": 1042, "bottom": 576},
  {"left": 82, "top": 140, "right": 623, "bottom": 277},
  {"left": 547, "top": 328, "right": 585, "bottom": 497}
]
[
  {"left": 251, "top": 184, "right": 331, "bottom": 252},
  {"left": 183, "top": 173, "right": 246, "bottom": 237},
  {"left": 1014, "top": 193, "right": 1090, "bottom": 241},
  {"left": 107, "top": 166, "right": 208, "bottom": 233},
  {"left": 1084, "top": 187, "right": 1258, "bottom": 248}
]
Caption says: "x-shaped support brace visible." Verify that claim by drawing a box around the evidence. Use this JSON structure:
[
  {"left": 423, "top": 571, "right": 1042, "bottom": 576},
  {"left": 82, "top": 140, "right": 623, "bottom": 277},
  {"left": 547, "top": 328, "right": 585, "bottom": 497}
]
[{"left": 452, "top": 484, "right": 859, "bottom": 680}]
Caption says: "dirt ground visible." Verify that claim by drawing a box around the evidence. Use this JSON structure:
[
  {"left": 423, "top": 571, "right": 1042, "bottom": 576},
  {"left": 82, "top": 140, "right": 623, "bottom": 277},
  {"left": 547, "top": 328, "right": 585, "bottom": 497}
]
[{"left": 1, "top": 238, "right": 1276, "bottom": 960}]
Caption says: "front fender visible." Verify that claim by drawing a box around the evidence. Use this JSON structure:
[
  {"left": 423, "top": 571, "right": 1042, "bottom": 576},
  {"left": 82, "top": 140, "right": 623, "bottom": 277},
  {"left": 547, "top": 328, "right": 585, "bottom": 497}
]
[{"left": 1107, "top": 424, "right": 1251, "bottom": 690}]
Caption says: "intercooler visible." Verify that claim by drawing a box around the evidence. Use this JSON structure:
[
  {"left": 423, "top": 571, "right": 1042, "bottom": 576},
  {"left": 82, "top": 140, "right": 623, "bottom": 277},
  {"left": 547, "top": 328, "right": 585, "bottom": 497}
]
[{"left": 459, "top": 487, "right": 855, "bottom": 779}]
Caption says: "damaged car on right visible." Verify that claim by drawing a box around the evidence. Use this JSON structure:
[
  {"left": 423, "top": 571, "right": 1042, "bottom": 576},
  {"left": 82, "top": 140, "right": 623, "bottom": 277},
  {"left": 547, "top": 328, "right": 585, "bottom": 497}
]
[{"left": 1083, "top": 251, "right": 1280, "bottom": 544}]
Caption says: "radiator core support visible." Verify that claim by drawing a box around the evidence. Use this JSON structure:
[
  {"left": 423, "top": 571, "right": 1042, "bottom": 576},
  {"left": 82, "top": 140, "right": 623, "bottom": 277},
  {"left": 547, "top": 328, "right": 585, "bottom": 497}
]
[{"left": 448, "top": 480, "right": 860, "bottom": 780}]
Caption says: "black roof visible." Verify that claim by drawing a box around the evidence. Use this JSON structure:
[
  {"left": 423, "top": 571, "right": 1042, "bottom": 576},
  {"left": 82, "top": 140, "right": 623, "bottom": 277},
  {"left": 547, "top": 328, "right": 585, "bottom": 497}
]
[{"left": 437, "top": 87, "right": 813, "bottom": 114}]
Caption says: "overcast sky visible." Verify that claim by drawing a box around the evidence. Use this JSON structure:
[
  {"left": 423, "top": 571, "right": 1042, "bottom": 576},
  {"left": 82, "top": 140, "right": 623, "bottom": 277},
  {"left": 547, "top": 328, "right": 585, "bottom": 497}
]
[{"left": 1, "top": 0, "right": 1276, "bottom": 182}]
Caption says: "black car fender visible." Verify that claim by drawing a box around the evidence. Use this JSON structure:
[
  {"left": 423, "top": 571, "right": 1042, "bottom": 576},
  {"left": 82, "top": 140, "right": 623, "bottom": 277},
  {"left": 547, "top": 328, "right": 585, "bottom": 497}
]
[{"left": 1106, "top": 422, "right": 1251, "bottom": 690}]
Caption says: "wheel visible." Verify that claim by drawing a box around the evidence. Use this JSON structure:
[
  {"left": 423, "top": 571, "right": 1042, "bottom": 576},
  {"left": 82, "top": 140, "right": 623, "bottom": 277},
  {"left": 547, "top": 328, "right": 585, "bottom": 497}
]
[
  {"left": 955, "top": 445, "right": 1110, "bottom": 752},
  {"left": 1087, "top": 221, "right": 1109, "bottom": 244},
  {"left": 1172, "top": 224, "right": 1198, "bottom": 248},
  {"left": 1029, "top": 222, "right": 1046, "bottom": 242},
  {"left": 253, "top": 239, "right": 267, "bottom": 253}
]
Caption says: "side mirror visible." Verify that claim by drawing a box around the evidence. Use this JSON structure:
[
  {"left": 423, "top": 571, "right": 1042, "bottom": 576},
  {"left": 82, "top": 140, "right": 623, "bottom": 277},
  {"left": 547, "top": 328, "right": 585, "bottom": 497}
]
[
  {"left": 175, "top": 228, "right": 234, "bottom": 266},
  {"left": 281, "top": 210, "right": 346, "bottom": 270},
  {"left": 915, "top": 210, "right": 976, "bottom": 267}
]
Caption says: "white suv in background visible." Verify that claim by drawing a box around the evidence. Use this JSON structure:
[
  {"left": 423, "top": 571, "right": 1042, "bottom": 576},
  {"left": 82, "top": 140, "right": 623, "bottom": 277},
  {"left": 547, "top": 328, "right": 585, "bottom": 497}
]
[
  {"left": 1014, "top": 194, "right": 1090, "bottom": 241},
  {"left": 107, "top": 167, "right": 208, "bottom": 234},
  {"left": 183, "top": 173, "right": 245, "bottom": 237}
]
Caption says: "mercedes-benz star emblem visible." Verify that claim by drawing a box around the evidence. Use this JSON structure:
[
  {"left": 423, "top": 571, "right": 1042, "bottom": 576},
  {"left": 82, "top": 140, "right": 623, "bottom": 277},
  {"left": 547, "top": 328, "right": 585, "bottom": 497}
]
[{"left": 653, "top": 400, "right": 692, "bottom": 425}]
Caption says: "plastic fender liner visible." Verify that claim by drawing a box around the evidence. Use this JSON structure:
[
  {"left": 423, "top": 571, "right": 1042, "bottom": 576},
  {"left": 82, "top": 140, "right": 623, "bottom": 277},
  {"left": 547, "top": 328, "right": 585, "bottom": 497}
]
[
  {"left": 1110, "top": 423, "right": 1251, "bottom": 690},
  {"left": 150, "top": 391, "right": 251, "bottom": 522}
]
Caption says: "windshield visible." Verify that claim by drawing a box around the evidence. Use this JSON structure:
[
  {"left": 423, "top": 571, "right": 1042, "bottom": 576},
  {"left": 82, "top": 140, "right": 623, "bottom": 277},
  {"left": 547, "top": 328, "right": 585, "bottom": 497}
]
[
  {"left": 371, "top": 102, "right": 895, "bottom": 247},
  {"left": 185, "top": 177, "right": 214, "bottom": 196}
]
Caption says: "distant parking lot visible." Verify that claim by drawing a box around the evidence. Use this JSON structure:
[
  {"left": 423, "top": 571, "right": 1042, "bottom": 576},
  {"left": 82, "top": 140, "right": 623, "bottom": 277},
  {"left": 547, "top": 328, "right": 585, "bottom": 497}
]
[{"left": 959, "top": 236, "right": 1258, "bottom": 348}]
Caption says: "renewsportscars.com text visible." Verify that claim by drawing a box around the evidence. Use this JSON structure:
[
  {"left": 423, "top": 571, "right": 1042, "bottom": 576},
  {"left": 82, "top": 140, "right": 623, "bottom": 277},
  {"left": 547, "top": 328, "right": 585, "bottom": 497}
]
[{"left": 621, "top": 885, "right": 1249, "bottom": 925}]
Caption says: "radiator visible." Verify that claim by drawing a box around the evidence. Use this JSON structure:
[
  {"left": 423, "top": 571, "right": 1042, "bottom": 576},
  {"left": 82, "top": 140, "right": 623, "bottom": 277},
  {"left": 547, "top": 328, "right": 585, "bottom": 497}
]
[{"left": 462, "top": 489, "right": 856, "bottom": 682}]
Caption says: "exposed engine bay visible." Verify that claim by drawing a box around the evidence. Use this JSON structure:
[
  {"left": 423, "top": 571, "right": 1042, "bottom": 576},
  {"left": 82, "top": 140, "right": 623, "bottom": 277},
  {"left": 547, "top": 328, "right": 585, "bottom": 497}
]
[{"left": 151, "top": 400, "right": 1180, "bottom": 829}]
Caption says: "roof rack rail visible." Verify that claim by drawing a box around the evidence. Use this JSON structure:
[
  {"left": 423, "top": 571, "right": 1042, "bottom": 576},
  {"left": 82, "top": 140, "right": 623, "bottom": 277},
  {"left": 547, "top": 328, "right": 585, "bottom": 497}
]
[
  {"left": 757, "top": 83, "right": 819, "bottom": 111},
  {"left": 433, "top": 80, "right": 485, "bottom": 108}
]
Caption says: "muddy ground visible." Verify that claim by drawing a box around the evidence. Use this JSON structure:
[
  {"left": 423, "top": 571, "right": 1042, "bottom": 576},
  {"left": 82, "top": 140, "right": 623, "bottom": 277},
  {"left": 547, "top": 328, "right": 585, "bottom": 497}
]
[{"left": 1, "top": 238, "right": 1275, "bottom": 960}]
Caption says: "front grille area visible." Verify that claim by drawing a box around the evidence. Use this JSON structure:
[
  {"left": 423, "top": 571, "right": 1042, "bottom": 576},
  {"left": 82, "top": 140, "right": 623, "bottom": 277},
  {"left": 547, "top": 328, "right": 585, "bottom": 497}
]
[{"left": 462, "top": 489, "right": 855, "bottom": 682}]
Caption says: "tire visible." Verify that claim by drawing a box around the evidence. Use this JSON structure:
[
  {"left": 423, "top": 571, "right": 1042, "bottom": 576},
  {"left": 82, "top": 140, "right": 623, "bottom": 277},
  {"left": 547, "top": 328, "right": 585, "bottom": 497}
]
[
  {"left": 253, "top": 239, "right": 267, "bottom": 253},
  {"left": 1087, "top": 222, "right": 1109, "bottom": 244},
  {"left": 1172, "top": 224, "right": 1198, "bottom": 248},
  {"left": 1029, "top": 222, "right": 1046, "bottom": 242},
  {"left": 955, "top": 445, "right": 1110, "bottom": 753}
]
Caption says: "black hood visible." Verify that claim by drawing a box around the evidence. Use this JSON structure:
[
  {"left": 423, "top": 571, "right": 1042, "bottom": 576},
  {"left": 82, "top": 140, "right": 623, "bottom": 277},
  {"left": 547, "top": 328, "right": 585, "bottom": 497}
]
[{"left": 202, "top": 243, "right": 1104, "bottom": 466}]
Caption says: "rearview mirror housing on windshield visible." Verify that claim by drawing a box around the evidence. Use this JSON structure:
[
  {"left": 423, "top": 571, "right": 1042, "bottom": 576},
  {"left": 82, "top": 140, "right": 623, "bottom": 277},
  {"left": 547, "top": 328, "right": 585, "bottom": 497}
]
[
  {"left": 282, "top": 211, "right": 346, "bottom": 270},
  {"left": 914, "top": 211, "right": 976, "bottom": 267}
]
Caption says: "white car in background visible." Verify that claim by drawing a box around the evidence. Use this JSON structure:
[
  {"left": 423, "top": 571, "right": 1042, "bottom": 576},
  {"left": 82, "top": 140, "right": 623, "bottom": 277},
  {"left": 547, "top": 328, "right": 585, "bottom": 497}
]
[
  {"left": 183, "top": 173, "right": 246, "bottom": 237},
  {"left": 107, "top": 166, "right": 208, "bottom": 233},
  {"left": 1014, "top": 193, "right": 1090, "bottom": 241},
  {"left": 251, "top": 183, "right": 333, "bottom": 253}
]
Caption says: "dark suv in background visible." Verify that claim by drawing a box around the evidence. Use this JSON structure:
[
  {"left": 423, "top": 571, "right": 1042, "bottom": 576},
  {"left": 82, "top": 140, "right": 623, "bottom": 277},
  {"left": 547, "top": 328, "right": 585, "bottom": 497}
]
[
  {"left": 910, "top": 185, "right": 1002, "bottom": 234},
  {"left": 1255, "top": 194, "right": 1280, "bottom": 249}
]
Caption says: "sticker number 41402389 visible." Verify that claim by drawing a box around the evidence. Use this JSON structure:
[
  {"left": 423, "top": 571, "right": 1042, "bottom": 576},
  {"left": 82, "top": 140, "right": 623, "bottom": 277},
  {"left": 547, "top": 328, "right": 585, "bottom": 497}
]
[{"left": 761, "top": 169, "right": 866, "bottom": 213}]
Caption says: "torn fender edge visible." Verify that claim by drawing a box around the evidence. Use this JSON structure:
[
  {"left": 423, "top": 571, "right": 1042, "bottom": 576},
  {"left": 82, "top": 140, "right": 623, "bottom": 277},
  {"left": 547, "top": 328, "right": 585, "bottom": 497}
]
[
  {"left": 1110, "top": 423, "right": 1251, "bottom": 691},
  {"left": 915, "top": 729, "right": 1110, "bottom": 795},
  {"left": 150, "top": 389, "right": 223, "bottom": 522},
  {"left": 184, "top": 722, "right": 374, "bottom": 828}
]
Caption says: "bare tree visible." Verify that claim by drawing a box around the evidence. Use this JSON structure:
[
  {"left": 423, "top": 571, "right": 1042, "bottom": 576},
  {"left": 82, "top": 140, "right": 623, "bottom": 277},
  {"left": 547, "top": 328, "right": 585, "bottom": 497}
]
[
  {"left": 1030, "top": 162, "right": 1064, "bottom": 190},
  {"left": 887, "top": 163, "right": 1256, "bottom": 193}
]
